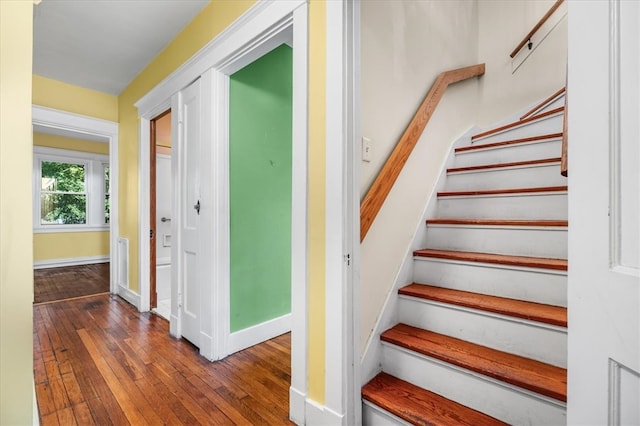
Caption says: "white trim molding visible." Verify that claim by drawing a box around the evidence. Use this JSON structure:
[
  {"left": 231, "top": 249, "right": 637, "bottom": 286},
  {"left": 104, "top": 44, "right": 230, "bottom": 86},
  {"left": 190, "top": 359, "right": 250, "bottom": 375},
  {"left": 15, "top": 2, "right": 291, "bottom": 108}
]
[
  {"left": 32, "top": 105, "right": 119, "bottom": 295},
  {"left": 324, "top": 1, "right": 361, "bottom": 424},
  {"left": 289, "top": 2, "right": 310, "bottom": 424},
  {"left": 228, "top": 313, "right": 292, "bottom": 355},
  {"left": 33, "top": 255, "right": 109, "bottom": 270},
  {"left": 118, "top": 285, "right": 140, "bottom": 309}
]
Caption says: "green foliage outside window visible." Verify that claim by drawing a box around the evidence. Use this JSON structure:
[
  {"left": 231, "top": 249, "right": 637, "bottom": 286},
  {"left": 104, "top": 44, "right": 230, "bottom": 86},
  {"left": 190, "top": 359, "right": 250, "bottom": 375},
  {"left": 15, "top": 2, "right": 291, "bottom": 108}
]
[
  {"left": 41, "top": 161, "right": 87, "bottom": 225},
  {"left": 104, "top": 165, "right": 110, "bottom": 224}
]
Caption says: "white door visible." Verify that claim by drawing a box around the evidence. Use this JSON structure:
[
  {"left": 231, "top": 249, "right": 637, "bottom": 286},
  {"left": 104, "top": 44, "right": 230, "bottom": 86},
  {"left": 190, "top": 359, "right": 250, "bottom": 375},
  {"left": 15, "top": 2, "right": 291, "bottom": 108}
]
[
  {"left": 175, "top": 78, "right": 203, "bottom": 347},
  {"left": 567, "top": 1, "right": 639, "bottom": 424}
]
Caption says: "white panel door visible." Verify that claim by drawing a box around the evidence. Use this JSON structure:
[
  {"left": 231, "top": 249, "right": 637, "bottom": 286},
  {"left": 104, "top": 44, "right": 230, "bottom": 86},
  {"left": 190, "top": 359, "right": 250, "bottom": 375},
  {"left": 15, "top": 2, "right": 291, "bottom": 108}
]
[
  {"left": 177, "top": 78, "right": 203, "bottom": 347},
  {"left": 568, "top": 1, "right": 640, "bottom": 424}
]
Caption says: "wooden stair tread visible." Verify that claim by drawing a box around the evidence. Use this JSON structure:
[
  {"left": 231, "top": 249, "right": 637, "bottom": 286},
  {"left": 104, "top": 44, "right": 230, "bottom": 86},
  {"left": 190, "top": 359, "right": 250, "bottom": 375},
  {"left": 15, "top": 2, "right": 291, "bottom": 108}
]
[
  {"left": 381, "top": 324, "right": 567, "bottom": 402},
  {"left": 399, "top": 283, "right": 567, "bottom": 327},
  {"left": 413, "top": 248, "right": 567, "bottom": 271},
  {"left": 520, "top": 88, "right": 566, "bottom": 120},
  {"left": 471, "top": 107, "right": 565, "bottom": 141},
  {"left": 438, "top": 185, "right": 567, "bottom": 197},
  {"left": 362, "top": 372, "right": 508, "bottom": 426},
  {"left": 448, "top": 157, "right": 561, "bottom": 174},
  {"left": 426, "top": 218, "right": 568, "bottom": 227},
  {"left": 455, "top": 133, "right": 563, "bottom": 153}
]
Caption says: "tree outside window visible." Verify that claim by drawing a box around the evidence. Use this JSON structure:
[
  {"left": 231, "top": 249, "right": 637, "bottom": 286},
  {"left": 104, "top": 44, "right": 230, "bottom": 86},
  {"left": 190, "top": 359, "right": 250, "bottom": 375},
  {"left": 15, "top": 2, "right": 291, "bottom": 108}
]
[
  {"left": 40, "top": 161, "right": 87, "bottom": 225},
  {"left": 104, "top": 164, "right": 110, "bottom": 224}
]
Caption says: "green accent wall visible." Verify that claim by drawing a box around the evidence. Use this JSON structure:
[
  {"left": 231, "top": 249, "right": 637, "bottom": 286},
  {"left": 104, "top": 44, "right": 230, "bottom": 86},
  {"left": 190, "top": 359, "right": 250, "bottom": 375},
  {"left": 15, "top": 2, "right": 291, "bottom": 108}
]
[{"left": 229, "top": 44, "right": 292, "bottom": 332}]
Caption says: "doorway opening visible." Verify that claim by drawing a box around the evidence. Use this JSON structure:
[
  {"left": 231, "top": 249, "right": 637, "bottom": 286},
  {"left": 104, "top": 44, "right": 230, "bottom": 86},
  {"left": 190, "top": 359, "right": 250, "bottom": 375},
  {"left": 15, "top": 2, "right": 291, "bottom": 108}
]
[
  {"left": 31, "top": 106, "right": 120, "bottom": 304},
  {"left": 227, "top": 43, "right": 293, "bottom": 353},
  {"left": 150, "top": 109, "right": 172, "bottom": 319}
]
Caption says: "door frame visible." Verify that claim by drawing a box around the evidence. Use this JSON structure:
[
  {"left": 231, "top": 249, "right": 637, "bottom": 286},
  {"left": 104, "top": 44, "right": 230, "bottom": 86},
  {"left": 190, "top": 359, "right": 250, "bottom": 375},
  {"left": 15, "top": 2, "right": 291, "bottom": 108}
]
[
  {"left": 323, "top": 1, "right": 361, "bottom": 424},
  {"left": 135, "top": 0, "right": 317, "bottom": 421},
  {"left": 32, "top": 105, "right": 119, "bottom": 295}
]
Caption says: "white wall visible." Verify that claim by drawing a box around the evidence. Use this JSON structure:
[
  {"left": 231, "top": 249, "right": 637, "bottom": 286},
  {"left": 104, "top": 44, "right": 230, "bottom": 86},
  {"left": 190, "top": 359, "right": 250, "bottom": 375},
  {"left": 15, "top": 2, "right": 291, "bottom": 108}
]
[
  {"left": 477, "top": 0, "right": 567, "bottom": 126},
  {"left": 361, "top": 0, "right": 480, "bottom": 194},
  {"left": 360, "top": 0, "right": 480, "bottom": 352}
]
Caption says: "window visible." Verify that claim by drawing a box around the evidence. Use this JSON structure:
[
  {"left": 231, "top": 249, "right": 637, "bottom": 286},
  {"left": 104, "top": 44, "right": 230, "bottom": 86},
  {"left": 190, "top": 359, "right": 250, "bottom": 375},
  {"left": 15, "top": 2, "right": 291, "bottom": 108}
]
[
  {"left": 40, "top": 160, "right": 87, "bottom": 225},
  {"left": 33, "top": 147, "right": 109, "bottom": 232}
]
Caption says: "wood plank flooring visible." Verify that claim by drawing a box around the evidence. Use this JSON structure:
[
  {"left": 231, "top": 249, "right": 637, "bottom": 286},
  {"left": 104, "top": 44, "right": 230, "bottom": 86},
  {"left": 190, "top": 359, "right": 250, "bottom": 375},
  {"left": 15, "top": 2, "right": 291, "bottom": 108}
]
[
  {"left": 34, "top": 294, "right": 293, "bottom": 425},
  {"left": 34, "top": 263, "right": 110, "bottom": 304}
]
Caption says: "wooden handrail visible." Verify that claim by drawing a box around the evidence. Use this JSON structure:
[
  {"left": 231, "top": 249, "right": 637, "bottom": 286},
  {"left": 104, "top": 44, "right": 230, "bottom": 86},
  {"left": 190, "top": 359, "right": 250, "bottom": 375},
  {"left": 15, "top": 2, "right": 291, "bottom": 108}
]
[
  {"left": 510, "top": 0, "right": 564, "bottom": 59},
  {"left": 360, "top": 64, "right": 485, "bottom": 242},
  {"left": 561, "top": 88, "right": 568, "bottom": 177}
]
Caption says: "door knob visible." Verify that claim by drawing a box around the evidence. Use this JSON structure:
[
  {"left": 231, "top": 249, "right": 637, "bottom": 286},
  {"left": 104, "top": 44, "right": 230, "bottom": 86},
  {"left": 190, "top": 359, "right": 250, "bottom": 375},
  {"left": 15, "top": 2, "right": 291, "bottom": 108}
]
[{"left": 194, "top": 200, "right": 200, "bottom": 215}]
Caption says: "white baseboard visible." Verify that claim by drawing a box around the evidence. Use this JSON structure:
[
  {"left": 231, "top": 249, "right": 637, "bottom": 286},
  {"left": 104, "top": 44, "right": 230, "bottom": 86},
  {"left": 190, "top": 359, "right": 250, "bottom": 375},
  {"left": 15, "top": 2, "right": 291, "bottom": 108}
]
[
  {"left": 33, "top": 379, "right": 40, "bottom": 426},
  {"left": 228, "top": 312, "right": 291, "bottom": 354},
  {"left": 170, "top": 313, "right": 180, "bottom": 338},
  {"left": 290, "top": 386, "right": 306, "bottom": 425},
  {"left": 199, "top": 330, "right": 216, "bottom": 361},
  {"left": 305, "top": 398, "right": 345, "bottom": 425},
  {"left": 304, "top": 399, "right": 325, "bottom": 425},
  {"left": 33, "top": 255, "right": 109, "bottom": 269},
  {"left": 117, "top": 284, "right": 140, "bottom": 310}
]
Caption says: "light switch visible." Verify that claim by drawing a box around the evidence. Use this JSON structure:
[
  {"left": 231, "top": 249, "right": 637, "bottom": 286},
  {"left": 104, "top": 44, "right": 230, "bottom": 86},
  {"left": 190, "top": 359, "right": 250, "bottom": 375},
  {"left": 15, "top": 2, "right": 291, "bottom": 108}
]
[{"left": 362, "top": 137, "right": 373, "bottom": 162}]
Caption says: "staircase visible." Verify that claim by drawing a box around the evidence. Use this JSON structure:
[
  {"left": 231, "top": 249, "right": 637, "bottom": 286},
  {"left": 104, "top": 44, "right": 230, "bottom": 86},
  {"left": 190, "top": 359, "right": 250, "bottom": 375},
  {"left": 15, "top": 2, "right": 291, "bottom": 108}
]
[{"left": 362, "top": 90, "right": 568, "bottom": 425}]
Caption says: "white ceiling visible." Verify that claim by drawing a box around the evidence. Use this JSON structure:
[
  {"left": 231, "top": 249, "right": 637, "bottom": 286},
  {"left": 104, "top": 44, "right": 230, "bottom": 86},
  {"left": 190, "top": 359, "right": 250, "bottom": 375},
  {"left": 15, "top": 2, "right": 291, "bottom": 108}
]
[{"left": 33, "top": 0, "right": 210, "bottom": 96}]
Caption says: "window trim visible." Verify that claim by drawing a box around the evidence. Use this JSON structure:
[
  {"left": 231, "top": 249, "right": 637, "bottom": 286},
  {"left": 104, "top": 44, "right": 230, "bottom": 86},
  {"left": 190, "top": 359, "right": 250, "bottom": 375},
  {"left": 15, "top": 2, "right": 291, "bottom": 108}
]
[{"left": 33, "top": 146, "right": 109, "bottom": 233}]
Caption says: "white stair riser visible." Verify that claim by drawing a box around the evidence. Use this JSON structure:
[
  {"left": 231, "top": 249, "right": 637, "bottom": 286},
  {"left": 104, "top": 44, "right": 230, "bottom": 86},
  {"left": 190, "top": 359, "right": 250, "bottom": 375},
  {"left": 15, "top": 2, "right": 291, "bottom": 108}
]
[
  {"left": 413, "top": 258, "right": 567, "bottom": 306},
  {"left": 436, "top": 193, "right": 567, "bottom": 220},
  {"left": 446, "top": 163, "right": 566, "bottom": 191},
  {"left": 382, "top": 345, "right": 567, "bottom": 426},
  {"left": 524, "top": 95, "right": 565, "bottom": 119},
  {"left": 398, "top": 297, "right": 567, "bottom": 367},
  {"left": 362, "top": 402, "right": 411, "bottom": 426},
  {"left": 454, "top": 139, "right": 562, "bottom": 167},
  {"left": 471, "top": 113, "right": 563, "bottom": 145},
  {"left": 425, "top": 225, "right": 568, "bottom": 258}
]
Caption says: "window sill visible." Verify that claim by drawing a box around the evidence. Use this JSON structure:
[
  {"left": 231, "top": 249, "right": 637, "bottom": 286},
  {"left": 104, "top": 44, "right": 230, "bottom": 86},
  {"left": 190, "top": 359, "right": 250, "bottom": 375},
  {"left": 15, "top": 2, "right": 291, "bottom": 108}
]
[{"left": 33, "top": 225, "right": 110, "bottom": 234}]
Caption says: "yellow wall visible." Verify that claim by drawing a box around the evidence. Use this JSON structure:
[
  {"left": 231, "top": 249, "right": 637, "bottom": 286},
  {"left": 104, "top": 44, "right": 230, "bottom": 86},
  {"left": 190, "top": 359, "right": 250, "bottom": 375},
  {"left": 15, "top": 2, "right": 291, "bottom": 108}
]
[
  {"left": 33, "top": 132, "right": 110, "bottom": 262},
  {"left": 34, "top": 232, "right": 109, "bottom": 261},
  {"left": 307, "top": 0, "right": 327, "bottom": 404},
  {"left": 0, "top": 1, "right": 35, "bottom": 423},
  {"left": 33, "top": 74, "right": 118, "bottom": 122},
  {"left": 34, "top": 132, "right": 109, "bottom": 155}
]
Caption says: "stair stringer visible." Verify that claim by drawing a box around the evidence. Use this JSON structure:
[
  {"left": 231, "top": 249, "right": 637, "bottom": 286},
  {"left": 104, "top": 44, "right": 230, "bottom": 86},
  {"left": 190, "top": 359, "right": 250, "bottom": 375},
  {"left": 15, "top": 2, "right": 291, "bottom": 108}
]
[{"left": 360, "top": 126, "right": 479, "bottom": 385}]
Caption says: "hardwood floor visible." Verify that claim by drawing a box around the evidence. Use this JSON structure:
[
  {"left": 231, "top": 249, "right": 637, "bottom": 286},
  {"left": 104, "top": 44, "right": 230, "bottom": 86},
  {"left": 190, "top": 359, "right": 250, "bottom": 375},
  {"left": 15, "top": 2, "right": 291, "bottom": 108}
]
[
  {"left": 34, "top": 294, "right": 293, "bottom": 425},
  {"left": 34, "top": 263, "right": 110, "bottom": 304}
]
